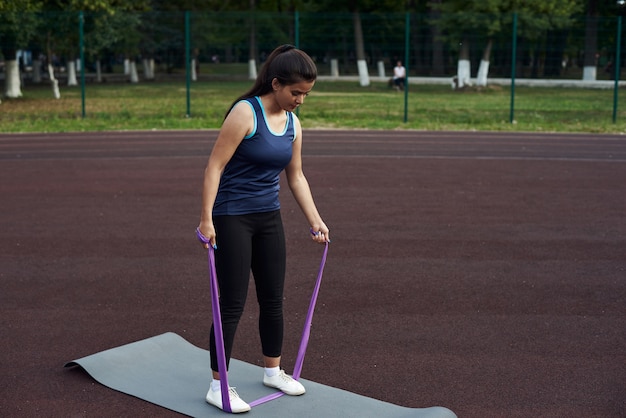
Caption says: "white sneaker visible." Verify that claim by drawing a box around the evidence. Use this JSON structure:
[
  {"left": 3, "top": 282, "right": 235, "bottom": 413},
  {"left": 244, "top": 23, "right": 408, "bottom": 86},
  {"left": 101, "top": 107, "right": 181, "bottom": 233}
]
[
  {"left": 205, "top": 386, "right": 251, "bottom": 413},
  {"left": 263, "top": 370, "right": 306, "bottom": 395}
]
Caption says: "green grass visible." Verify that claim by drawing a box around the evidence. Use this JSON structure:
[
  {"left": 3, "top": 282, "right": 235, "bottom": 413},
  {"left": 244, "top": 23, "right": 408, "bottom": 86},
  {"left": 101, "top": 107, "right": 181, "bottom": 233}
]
[{"left": 2, "top": 79, "right": 626, "bottom": 133}]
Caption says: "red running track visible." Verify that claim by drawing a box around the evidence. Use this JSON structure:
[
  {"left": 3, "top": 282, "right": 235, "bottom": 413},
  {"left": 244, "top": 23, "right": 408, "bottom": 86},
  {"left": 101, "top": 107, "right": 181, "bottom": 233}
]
[{"left": 1, "top": 130, "right": 625, "bottom": 417}]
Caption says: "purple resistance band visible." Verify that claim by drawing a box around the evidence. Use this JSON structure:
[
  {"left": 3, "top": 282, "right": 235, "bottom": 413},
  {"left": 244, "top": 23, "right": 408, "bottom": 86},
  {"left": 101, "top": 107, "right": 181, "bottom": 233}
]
[
  {"left": 199, "top": 231, "right": 232, "bottom": 412},
  {"left": 196, "top": 227, "right": 329, "bottom": 412}
]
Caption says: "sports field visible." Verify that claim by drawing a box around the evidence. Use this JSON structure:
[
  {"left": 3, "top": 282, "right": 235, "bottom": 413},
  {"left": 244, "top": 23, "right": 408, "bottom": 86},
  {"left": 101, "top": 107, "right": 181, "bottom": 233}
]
[{"left": 1, "top": 130, "right": 624, "bottom": 417}]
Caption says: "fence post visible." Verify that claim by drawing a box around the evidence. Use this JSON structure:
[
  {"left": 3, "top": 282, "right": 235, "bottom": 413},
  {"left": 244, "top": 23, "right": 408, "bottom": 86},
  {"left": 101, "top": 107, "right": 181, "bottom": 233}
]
[
  {"left": 613, "top": 15, "right": 622, "bottom": 123},
  {"left": 295, "top": 10, "right": 300, "bottom": 48},
  {"left": 403, "top": 12, "right": 410, "bottom": 123},
  {"left": 509, "top": 12, "right": 517, "bottom": 124},
  {"left": 185, "top": 11, "right": 191, "bottom": 118},
  {"left": 79, "top": 11, "right": 86, "bottom": 118}
]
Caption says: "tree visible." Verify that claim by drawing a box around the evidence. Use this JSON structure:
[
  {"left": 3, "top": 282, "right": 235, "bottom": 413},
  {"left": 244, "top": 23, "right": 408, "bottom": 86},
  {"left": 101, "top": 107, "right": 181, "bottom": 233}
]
[
  {"left": 0, "top": 0, "right": 42, "bottom": 99},
  {"left": 422, "top": 0, "right": 446, "bottom": 76},
  {"left": 83, "top": 12, "right": 142, "bottom": 82},
  {"left": 432, "top": 0, "right": 582, "bottom": 88},
  {"left": 352, "top": 9, "right": 369, "bottom": 85},
  {"left": 0, "top": 0, "right": 150, "bottom": 100},
  {"left": 289, "top": 0, "right": 404, "bottom": 85},
  {"left": 347, "top": 0, "right": 405, "bottom": 86},
  {"left": 431, "top": 0, "right": 502, "bottom": 88},
  {"left": 580, "top": 0, "right": 624, "bottom": 81},
  {"left": 37, "top": 0, "right": 149, "bottom": 97}
]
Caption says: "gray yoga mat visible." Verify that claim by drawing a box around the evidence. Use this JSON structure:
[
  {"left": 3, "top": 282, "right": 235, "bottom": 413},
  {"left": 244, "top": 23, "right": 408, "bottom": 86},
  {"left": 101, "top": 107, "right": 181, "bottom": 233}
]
[{"left": 65, "top": 332, "right": 456, "bottom": 417}]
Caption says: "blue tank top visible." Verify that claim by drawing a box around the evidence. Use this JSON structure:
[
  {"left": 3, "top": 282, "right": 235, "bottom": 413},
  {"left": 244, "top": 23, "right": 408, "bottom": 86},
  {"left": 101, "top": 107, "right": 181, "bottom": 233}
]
[{"left": 213, "top": 96, "right": 295, "bottom": 216}]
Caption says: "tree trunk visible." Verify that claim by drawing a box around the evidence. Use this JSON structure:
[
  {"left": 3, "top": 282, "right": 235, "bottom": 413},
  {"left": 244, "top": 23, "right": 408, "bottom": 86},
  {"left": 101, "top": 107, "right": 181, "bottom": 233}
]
[
  {"left": 248, "top": 59, "right": 257, "bottom": 80},
  {"left": 248, "top": 0, "right": 257, "bottom": 80},
  {"left": 143, "top": 58, "right": 155, "bottom": 80},
  {"left": 456, "top": 38, "right": 471, "bottom": 88},
  {"left": 411, "top": 18, "right": 422, "bottom": 75},
  {"left": 191, "top": 58, "right": 197, "bottom": 81},
  {"left": 129, "top": 60, "right": 139, "bottom": 83},
  {"left": 32, "top": 59, "right": 42, "bottom": 83},
  {"left": 330, "top": 58, "right": 339, "bottom": 77},
  {"left": 4, "top": 59, "right": 23, "bottom": 98},
  {"left": 47, "top": 63, "right": 60, "bottom": 99},
  {"left": 429, "top": 0, "right": 446, "bottom": 76},
  {"left": 46, "top": 34, "right": 60, "bottom": 99},
  {"left": 582, "top": 0, "right": 598, "bottom": 81},
  {"left": 476, "top": 38, "right": 493, "bottom": 87},
  {"left": 96, "top": 60, "right": 102, "bottom": 83},
  {"left": 67, "top": 60, "right": 78, "bottom": 86},
  {"left": 352, "top": 10, "right": 370, "bottom": 86},
  {"left": 341, "top": 33, "right": 349, "bottom": 73}
]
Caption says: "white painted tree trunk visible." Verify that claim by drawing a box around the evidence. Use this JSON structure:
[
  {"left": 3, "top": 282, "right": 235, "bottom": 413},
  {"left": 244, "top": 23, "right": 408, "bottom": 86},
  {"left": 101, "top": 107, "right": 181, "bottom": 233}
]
[
  {"left": 95, "top": 60, "right": 102, "bottom": 83},
  {"left": 357, "top": 59, "right": 370, "bottom": 87},
  {"left": 67, "top": 60, "right": 78, "bottom": 86},
  {"left": 377, "top": 60, "right": 385, "bottom": 78},
  {"left": 352, "top": 10, "right": 369, "bottom": 87},
  {"left": 457, "top": 59, "right": 471, "bottom": 88},
  {"left": 143, "top": 58, "right": 155, "bottom": 80},
  {"left": 191, "top": 58, "right": 197, "bottom": 81},
  {"left": 476, "top": 60, "right": 490, "bottom": 86},
  {"left": 124, "top": 58, "right": 130, "bottom": 75},
  {"left": 248, "top": 59, "right": 257, "bottom": 80},
  {"left": 476, "top": 39, "right": 493, "bottom": 87},
  {"left": 32, "top": 59, "right": 42, "bottom": 83},
  {"left": 4, "top": 60, "right": 23, "bottom": 98},
  {"left": 330, "top": 59, "right": 339, "bottom": 77},
  {"left": 582, "top": 66, "right": 597, "bottom": 81},
  {"left": 48, "top": 63, "right": 60, "bottom": 99},
  {"left": 129, "top": 61, "right": 139, "bottom": 83}
]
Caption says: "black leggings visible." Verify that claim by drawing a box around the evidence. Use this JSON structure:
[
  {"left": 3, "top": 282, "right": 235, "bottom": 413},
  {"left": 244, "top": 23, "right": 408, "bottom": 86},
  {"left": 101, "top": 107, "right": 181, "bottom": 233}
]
[{"left": 209, "top": 210, "right": 286, "bottom": 372}]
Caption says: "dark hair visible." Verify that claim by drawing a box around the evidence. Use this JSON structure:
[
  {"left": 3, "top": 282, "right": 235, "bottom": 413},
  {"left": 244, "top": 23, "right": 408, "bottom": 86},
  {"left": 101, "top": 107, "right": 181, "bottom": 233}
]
[{"left": 225, "top": 44, "right": 317, "bottom": 118}]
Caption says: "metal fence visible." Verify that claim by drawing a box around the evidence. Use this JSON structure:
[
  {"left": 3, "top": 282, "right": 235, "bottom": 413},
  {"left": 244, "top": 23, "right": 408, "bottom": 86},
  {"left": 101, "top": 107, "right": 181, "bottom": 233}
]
[{"left": 1, "top": 11, "right": 625, "bottom": 124}]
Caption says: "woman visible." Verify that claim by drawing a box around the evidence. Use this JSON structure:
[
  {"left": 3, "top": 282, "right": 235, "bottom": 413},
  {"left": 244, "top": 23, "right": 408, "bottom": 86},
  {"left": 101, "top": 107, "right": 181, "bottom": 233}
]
[{"left": 197, "top": 44, "right": 330, "bottom": 413}]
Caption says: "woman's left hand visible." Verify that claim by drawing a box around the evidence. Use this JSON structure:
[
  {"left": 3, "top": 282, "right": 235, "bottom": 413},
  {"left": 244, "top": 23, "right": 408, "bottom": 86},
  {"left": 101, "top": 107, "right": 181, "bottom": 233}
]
[{"left": 310, "top": 223, "right": 330, "bottom": 244}]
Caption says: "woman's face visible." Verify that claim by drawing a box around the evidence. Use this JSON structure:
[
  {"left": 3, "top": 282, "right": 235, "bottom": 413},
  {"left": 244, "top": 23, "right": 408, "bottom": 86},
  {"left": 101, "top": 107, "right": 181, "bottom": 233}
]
[{"left": 273, "top": 79, "right": 315, "bottom": 112}]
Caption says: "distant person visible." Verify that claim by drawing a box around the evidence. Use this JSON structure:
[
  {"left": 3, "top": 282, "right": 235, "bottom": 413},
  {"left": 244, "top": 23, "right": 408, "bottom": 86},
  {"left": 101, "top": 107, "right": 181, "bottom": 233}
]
[
  {"left": 393, "top": 60, "right": 406, "bottom": 91},
  {"left": 197, "top": 44, "right": 330, "bottom": 413}
]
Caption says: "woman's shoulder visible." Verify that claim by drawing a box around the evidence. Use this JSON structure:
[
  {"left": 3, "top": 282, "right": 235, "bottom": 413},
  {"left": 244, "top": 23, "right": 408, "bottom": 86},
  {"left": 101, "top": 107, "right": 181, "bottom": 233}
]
[
  {"left": 291, "top": 111, "right": 302, "bottom": 139},
  {"left": 291, "top": 110, "right": 301, "bottom": 125},
  {"left": 229, "top": 99, "right": 255, "bottom": 117},
  {"left": 224, "top": 100, "right": 256, "bottom": 135}
]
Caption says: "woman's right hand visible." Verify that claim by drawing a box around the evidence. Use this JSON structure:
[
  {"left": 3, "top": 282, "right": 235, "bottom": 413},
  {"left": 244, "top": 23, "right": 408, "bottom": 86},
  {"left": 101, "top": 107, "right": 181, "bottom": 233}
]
[{"left": 197, "top": 221, "right": 217, "bottom": 250}]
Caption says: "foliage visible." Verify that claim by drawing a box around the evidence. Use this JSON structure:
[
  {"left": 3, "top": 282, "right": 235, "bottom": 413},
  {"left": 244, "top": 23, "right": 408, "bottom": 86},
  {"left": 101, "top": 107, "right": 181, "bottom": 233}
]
[
  {"left": 0, "top": 1, "right": 42, "bottom": 57},
  {"left": 0, "top": 14, "right": 39, "bottom": 57},
  {"left": 45, "top": 0, "right": 150, "bottom": 12},
  {"left": 0, "top": 0, "right": 42, "bottom": 12},
  {"left": 83, "top": 11, "right": 141, "bottom": 58},
  {"left": 1, "top": 3, "right": 620, "bottom": 83},
  {"left": 431, "top": 0, "right": 583, "bottom": 47}
]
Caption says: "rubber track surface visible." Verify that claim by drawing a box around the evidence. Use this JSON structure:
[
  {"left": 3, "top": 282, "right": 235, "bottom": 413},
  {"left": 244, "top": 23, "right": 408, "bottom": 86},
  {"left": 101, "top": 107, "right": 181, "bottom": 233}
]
[{"left": 1, "top": 130, "right": 625, "bottom": 417}]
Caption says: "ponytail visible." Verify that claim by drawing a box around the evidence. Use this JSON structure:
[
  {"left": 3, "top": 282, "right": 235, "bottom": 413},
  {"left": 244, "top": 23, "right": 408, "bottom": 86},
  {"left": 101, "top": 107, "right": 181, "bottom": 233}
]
[{"left": 225, "top": 44, "right": 317, "bottom": 118}]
